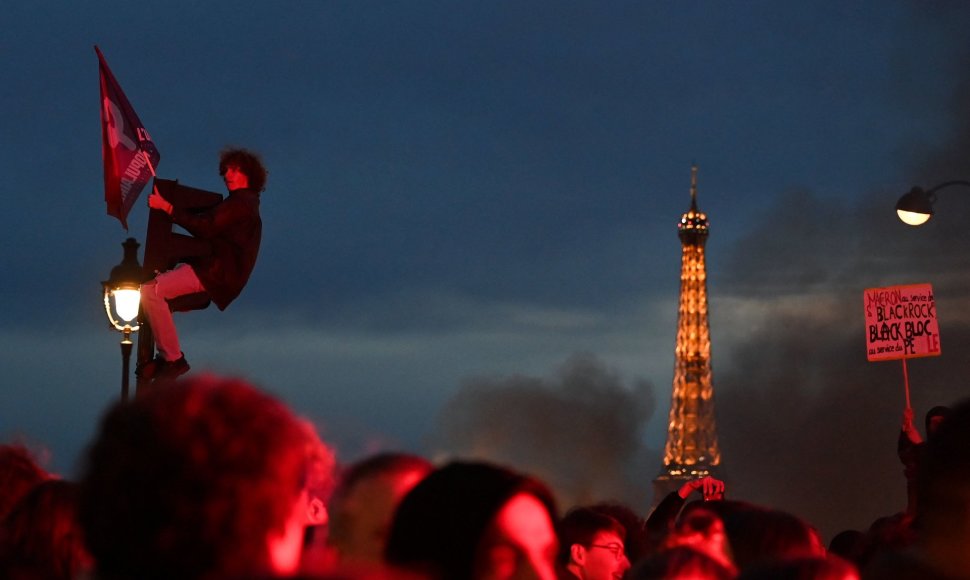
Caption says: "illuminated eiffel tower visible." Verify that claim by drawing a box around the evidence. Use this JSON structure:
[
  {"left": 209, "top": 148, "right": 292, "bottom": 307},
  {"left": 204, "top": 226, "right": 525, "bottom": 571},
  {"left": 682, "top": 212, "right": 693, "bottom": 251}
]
[{"left": 653, "top": 165, "right": 722, "bottom": 500}]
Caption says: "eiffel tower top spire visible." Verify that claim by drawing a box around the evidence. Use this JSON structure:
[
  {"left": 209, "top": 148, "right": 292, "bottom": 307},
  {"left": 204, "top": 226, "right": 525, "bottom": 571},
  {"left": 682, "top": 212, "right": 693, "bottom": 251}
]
[
  {"left": 690, "top": 164, "right": 698, "bottom": 210},
  {"left": 679, "top": 164, "right": 709, "bottom": 244}
]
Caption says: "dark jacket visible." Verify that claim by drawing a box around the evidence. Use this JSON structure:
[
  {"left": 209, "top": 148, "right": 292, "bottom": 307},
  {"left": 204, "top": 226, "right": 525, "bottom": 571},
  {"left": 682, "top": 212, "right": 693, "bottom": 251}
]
[{"left": 171, "top": 188, "right": 261, "bottom": 310}]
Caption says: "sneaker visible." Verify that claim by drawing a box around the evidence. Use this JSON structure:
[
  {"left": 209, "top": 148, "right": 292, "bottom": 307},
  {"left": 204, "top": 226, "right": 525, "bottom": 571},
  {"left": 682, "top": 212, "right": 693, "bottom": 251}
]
[
  {"left": 135, "top": 354, "right": 166, "bottom": 380},
  {"left": 154, "top": 355, "right": 191, "bottom": 382}
]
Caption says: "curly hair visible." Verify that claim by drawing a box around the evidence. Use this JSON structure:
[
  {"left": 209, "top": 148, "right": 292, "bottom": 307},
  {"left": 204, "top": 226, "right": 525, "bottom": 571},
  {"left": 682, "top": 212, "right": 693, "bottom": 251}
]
[
  {"left": 0, "top": 480, "right": 93, "bottom": 579},
  {"left": 78, "top": 374, "right": 311, "bottom": 580},
  {"left": 0, "top": 444, "right": 50, "bottom": 520},
  {"left": 219, "top": 147, "right": 268, "bottom": 192}
]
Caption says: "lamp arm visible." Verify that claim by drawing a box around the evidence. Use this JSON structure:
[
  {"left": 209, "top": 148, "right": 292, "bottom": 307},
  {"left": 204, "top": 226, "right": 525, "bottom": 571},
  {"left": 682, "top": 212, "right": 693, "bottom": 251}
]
[
  {"left": 103, "top": 291, "right": 119, "bottom": 330},
  {"left": 926, "top": 180, "right": 970, "bottom": 198}
]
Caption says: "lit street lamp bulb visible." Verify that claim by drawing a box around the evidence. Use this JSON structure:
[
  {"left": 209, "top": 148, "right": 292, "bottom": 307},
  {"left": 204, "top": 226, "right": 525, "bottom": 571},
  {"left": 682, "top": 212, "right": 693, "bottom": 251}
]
[
  {"left": 113, "top": 288, "right": 140, "bottom": 323},
  {"left": 896, "top": 209, "right": 932, "bottom": 226}
]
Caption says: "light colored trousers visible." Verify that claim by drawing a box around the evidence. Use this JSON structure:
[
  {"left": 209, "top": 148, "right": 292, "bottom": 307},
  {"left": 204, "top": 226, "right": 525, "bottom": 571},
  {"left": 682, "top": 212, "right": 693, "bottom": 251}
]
[{"left": 140, "top": 264, "right": 205, "bottom": 361}]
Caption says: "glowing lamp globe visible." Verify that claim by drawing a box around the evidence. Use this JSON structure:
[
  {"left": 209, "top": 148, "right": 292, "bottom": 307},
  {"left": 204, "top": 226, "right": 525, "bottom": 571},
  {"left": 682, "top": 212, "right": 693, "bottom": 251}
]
[
  {"left": 895, "top": 187, "right": 934, "bottom": 226},
  {"left": 112, "top": 287, "right": 141, "bottom": 323},
  {"left": 896, "top": 209, "right": 931, "bottom": 226}
]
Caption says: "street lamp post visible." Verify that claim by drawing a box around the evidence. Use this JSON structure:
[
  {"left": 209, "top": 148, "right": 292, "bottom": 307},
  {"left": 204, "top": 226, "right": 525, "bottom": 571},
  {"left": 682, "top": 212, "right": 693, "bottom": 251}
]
[
  {"left": 895, "top": 180, "right": 970, "bottom": 226},
  {"left": 102, "top": 238, "right": 144, "bottom": 402}
]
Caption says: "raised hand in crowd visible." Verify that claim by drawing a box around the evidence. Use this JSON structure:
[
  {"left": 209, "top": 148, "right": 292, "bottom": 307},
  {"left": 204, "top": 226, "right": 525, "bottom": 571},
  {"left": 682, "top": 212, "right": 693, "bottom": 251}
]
[
  {"left": 677, "top": 476, "right": 726, "bottom": 501},
  {"left": 901, "top": 407, "right": 922, "bottom": 445}
]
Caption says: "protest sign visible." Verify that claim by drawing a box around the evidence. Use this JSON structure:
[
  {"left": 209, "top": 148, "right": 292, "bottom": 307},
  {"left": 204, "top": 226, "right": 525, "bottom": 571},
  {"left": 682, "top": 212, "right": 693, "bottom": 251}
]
[{"left": 864, "top": 283, "right": 941, "bottom": 362}]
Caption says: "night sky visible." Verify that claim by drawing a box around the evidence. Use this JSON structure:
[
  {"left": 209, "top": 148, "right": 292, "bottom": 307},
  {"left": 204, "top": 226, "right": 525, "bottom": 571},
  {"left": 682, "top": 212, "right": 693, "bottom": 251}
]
[{"left": 3, "top": 1, "right": 970, "bottom": 539}]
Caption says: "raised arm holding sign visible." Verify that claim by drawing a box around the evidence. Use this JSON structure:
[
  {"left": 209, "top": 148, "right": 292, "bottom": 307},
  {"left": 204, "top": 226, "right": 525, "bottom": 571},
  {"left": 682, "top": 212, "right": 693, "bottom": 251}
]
[{"left": 863, "top": 283, "right": 941, "bottom": 409}]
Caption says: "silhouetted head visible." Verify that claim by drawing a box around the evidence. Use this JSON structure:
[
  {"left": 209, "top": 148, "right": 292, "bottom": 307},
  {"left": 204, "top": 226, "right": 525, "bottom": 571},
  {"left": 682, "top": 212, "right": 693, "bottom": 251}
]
[
  {"left": 917, "top": 398, "right": 970, "bottom": 549},
  {"left": 736, "top": 554, "right": 858, "bottom": 580},
  {"left": 219, "top": 147, "right": 268, "bottom": 192},
  {"left": 630, "top": 546, "right": 734, "bottom": 580},
  {"left": 827, "top": 529, "right": 865, "bottom": 567},
  {"left": 0, "top": 444, "right": 50, "bottom": 521},
  {"left": 925, "top": 405, "right": 950, "bottom": 439},
  {"left": 665, "top": 506, "right": 734, "bottom": 572},
  {"left": 720, "top": 506, "right": 822, "bottom": 572},
  {"left": 0, "top": 479, "right": 92, "bottom": 580},
  {"left": 328, "top": 452, "right": 433, "bottom": 565},
  {"left": 79, "top": 374, "right": 313, "bottom": 580},
  {"left": 385, "top": 461, "right": 558, "bottom": 580}
]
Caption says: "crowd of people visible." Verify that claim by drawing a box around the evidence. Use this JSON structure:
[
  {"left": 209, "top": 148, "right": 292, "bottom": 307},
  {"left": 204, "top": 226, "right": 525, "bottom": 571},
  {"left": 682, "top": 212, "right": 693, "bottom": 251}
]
[{"left": 0, "top": 373, "right": 967, "bottom": 579}]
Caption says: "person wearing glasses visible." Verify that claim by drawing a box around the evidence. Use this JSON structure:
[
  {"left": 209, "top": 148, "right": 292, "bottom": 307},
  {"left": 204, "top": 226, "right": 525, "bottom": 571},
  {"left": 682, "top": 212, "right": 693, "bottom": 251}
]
[{"left": 557, "top": 507, "right": 631, "bottom": 580}]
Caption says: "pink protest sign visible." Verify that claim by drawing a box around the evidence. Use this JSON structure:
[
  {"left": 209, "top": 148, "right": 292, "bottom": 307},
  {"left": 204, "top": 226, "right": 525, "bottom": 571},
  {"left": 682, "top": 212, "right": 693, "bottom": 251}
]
[{"left": 864, "top": 283, "right": 941, "bottom": 362}]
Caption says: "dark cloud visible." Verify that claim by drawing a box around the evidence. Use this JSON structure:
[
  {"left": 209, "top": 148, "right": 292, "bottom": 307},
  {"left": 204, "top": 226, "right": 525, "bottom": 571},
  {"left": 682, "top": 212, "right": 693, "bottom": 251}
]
[{"left": 430, "top": 353, "right": 660, "bottom": 512}]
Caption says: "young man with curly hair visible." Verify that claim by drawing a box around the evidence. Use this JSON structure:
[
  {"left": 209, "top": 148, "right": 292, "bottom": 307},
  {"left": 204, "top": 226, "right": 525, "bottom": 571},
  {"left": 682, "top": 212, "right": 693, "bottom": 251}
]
[{"left": 139, "top": 148, "right": 266, "bottom": 380}]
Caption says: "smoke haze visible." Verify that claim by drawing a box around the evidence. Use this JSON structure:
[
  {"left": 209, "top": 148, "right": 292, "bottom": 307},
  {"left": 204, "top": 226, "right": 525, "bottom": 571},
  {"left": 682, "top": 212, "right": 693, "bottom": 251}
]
[{"left": 431, "top": 353, "right": 661, "bottom": 512}]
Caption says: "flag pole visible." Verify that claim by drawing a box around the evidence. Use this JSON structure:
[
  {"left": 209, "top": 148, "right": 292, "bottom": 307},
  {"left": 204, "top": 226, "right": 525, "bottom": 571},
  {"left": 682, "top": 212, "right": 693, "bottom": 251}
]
[
  {"left": 902, "top": 357, "right": 912, "bottom": 410},
  {"left": 141, "top": 149, "right": 161, "bottom": 194},
  {"left": 137, "top": 148, "right": 161, "bottom": 393}
]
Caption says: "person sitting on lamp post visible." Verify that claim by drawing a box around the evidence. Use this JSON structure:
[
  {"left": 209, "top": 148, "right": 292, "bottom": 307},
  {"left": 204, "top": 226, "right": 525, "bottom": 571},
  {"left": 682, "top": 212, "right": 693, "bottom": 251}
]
[{"left": 138, "top": 147, "right": 266, "bottom": 381}]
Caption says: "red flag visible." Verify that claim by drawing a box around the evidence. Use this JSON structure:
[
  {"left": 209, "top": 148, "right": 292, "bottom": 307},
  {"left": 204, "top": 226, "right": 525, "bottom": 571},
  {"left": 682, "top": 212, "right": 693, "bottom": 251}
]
[{"left": 96, "top": 46, "right": 160, "bottom": 229}]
